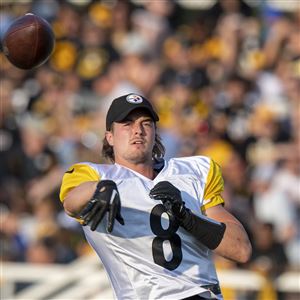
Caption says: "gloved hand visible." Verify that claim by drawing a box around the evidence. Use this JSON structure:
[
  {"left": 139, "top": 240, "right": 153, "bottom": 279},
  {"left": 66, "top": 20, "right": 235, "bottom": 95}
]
[
  {"left": 149, "top": 181, "right": 187, "bottom": 221},
  {"left": 80, "top": 180, "right": 124, "bottom": 232},
  {"left": 150, "top": 181, "right": 226, "bottom": 250}
]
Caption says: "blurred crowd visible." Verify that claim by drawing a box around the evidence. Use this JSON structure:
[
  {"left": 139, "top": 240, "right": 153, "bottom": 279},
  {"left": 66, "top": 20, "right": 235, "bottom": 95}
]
[{"left": 1, "top": 0, "right": 299, "bottom": 298}]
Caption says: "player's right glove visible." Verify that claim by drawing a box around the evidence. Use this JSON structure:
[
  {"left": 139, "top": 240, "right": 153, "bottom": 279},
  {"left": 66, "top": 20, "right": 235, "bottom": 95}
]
[
  {"left": 80, "top": 180, "right": 124, "bottom": 232},
  {"left": 150, "top": 181, "right": 226, "bottom": 250}
]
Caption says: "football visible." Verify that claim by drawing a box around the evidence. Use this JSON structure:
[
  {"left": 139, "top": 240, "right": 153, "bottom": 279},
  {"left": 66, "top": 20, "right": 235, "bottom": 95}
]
[{"left": 2, "top": 13, "right": 55, "bottom": 70}]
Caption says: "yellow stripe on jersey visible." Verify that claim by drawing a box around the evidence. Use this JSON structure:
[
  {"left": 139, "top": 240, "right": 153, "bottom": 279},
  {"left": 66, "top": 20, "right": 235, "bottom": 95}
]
[
  {"left": 59, "top": 163, "right": 100, "bottom": 202},
  {"left": 202, "top": 159, "right": 225, "bottom": 211}
]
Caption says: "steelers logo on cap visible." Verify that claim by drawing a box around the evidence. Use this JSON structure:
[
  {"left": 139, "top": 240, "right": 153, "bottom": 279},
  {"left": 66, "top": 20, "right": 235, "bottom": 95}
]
[{"left": 126, "top": 94, "right": 143, "bottom": 104}]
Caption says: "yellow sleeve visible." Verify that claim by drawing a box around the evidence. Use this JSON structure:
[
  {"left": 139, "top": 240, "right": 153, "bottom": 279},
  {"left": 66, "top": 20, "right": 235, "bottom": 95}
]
[
  {"left": 59, "top": 163, "right": 100, "bottom": 202},
  {"left": 202, "top": 159, "right": 225, "bottom": 211}
]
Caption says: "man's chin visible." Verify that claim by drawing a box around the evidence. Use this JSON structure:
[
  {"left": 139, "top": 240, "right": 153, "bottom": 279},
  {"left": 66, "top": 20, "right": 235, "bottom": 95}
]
[{"left": 126, "top": 153, "right": 152, "bottom": 164}]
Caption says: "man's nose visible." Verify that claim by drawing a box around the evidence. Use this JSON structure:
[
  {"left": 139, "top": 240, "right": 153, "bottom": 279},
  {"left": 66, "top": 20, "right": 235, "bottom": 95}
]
[{"left": 133, "top": 122, "right": 144, "bottom": 135}]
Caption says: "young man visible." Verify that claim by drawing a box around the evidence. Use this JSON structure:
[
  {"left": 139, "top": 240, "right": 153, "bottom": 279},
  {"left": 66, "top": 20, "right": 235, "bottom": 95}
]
[{"left": 60, "top": 93, "right": 251, "bottom": 300}]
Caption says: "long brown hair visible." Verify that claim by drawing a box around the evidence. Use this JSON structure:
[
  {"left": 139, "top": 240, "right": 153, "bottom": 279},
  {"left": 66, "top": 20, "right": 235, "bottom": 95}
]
[{"left": 101, "top": 126, "right": 165, "bottom": 163}]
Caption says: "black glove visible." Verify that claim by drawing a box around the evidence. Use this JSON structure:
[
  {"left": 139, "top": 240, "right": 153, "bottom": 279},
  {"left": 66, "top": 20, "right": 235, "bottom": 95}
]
[
  {"left": 149, "top": 181, "right": 186, "bottom": 220},
  {"left": 80, "top": 180, "right": 124, "bottom": 232},
  {"left": 150, "top": 181, "right": 226, "bottom": 250}
]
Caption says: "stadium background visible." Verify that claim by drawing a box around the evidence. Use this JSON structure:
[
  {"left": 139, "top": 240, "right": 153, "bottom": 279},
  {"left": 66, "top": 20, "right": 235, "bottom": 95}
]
[{"left": 1, "top": 0, "right": 299, "bottom": 299}]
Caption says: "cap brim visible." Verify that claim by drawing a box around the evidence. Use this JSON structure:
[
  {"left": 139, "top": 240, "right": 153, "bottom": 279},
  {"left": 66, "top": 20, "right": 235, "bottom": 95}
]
[{"left": 113, "top": 105, "right": 159, "bottom": 123}]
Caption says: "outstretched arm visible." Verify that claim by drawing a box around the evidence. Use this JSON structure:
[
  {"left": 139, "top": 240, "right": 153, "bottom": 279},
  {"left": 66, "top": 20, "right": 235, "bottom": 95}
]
[
  {"left": 63, "top": 180, "right": 124, "bottom": 232},
  {"left": 63, "top": 181, "right": 97, "bottom": 217},
  {"left": 60, "top": 163, "right": 100, "bottom": 217},
  {"left": 60, "top": 164, "right": 124, "bottom": 232}
]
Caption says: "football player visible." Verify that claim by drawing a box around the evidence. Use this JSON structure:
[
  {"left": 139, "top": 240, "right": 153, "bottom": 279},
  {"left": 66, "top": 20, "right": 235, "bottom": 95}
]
[{"left": 60, "top": 94, "right": 252, "bottom": 300}]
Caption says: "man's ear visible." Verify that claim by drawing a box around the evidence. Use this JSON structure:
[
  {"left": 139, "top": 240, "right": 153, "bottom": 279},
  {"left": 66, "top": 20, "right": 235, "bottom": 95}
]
[{"left": 105, "top": 131, "right": 114, "bottom": 146}]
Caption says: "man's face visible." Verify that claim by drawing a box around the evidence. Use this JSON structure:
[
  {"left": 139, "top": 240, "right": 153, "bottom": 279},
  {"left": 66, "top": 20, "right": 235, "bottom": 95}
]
[{"left": 105, "top": 109, "right": 156, "bottom": 165}]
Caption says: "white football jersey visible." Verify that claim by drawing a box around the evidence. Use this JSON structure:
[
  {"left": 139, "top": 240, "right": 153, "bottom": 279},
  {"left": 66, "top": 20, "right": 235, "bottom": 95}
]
[{"left": 60, "top": 156, "right": 225, "bottom": 300}]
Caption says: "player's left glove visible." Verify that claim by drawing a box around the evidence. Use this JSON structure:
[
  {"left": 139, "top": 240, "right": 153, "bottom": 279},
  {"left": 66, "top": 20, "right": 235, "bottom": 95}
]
[
  {"left": 80, "top": 180, "right": 124, "bottom": 232},
  {"left": 150, "top": 181, "right": 226, "bottom": 250}
]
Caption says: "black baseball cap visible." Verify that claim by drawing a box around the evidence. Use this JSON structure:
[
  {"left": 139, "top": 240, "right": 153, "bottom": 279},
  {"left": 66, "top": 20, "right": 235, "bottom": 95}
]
[{"left": 106, "top": 93, "right": 159, "bottom": 130}]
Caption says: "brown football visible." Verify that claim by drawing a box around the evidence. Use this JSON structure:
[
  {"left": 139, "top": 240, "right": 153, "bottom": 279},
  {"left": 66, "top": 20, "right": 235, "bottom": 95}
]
[{"left": 2, "top": 13, "right": 55, "bottom": 70}]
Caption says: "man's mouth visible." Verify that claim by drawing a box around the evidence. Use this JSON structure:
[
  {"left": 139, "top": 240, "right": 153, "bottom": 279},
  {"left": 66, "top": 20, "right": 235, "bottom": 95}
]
[{"left": 131, "top": 140, "right": 144, "bottom": 145}]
